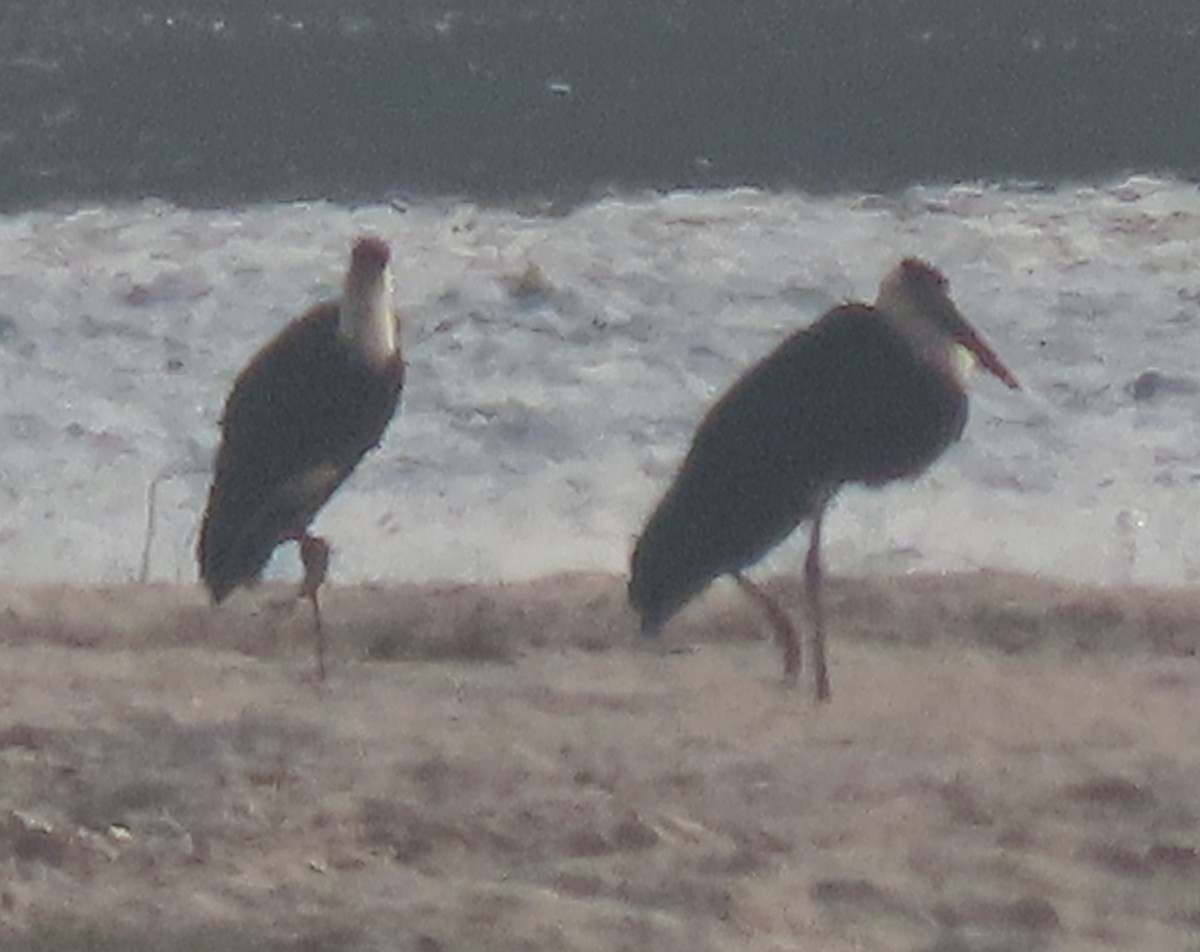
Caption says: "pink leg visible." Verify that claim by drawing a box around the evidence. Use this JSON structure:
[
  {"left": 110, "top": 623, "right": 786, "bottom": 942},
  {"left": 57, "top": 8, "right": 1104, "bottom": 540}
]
[
  {"left": 806, "top": 508, "right": 830, "bottom": 702},
  {"left": 299, "top": 534, "right": 331, "bottom": 681},
  {"left": 734, "top": 572, "right": 800, "bottom": 681}
]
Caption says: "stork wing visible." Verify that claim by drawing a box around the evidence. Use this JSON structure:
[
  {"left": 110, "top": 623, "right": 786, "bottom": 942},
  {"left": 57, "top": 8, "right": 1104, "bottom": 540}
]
[
  {"left": 197, "top": 304, "right": 404, "bottom": 599},
  {"left": 630, "top": 305, "right": 965, "bottom": 627}
]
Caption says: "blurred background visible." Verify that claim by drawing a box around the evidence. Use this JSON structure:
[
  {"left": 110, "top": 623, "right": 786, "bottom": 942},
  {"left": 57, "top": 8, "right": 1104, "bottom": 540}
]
[{"left": 2, "top": 0, "right": 1199, "bottom": 210}]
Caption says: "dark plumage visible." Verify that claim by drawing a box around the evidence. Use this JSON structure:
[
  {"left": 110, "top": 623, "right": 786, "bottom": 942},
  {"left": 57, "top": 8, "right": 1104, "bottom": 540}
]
[
  {"left": 198, "top": 236, "right": 404, "bottom": 677},
  {"left": 630, "top": 303, "right": 965, "bottom": 625},
  {"left": 629, "top": 258, "right": 1020, "bottom": 700}
]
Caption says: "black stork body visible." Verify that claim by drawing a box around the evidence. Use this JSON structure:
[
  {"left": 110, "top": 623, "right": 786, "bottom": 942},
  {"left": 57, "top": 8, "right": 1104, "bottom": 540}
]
[
  {"left": 628, "top": 258, "right": 1020, "bottom": 701},
  {"left": 197, "top": 236, "right": 405, "bottom": 678}
]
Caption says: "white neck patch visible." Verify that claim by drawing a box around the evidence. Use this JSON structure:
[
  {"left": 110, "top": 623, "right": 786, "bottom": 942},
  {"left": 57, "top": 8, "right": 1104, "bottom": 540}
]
[
  {"left": 339, "top": 266, "right": 397, "bottom": 368},
  {"left": 875, "top": 271, "right": 967, "bottom": 383}
]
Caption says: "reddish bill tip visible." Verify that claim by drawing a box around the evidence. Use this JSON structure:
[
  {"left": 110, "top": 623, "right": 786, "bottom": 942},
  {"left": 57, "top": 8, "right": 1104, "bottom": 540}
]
[{"left": 969, "top": 339, "right": 1021, "bottom": 390}]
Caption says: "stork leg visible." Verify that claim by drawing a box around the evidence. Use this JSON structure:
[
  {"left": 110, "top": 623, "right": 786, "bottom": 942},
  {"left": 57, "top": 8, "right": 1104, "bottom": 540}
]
[
  {"left": 806, "top": 507, "right": 830, "bottom": 702},
  {"left": 298, "top": 534, "right": 331, "bottom": 681},
  {"left": 733, "top": 572, "right": 801, "bottom": 682}
]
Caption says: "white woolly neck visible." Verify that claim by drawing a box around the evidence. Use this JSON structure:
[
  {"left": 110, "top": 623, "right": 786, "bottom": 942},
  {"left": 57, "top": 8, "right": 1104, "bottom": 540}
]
[
  {"left": 874, "top": 268, "right": 971, "bottom": 386},
  {"left": 339, "top": 262, "right": 397, "bottom": 368}
]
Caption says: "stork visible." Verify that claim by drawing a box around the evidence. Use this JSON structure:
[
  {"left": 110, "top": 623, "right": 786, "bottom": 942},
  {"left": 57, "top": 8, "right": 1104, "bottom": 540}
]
[
  {"left": 629, "top": 258, "right": 1020, "bottom": 701},
  {"left": 197, "top": 236, "right": 405, "bottom": 679}
]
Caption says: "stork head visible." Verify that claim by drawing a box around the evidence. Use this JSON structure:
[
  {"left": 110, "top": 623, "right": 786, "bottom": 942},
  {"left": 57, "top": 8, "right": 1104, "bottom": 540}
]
[
  {"left": 875, "top": 258, "right": 1020, "bottom": 390},
  {"left": 350, "top": 235, "right": 391, "bottom": 273},
  {"left": 341, "top": 235, "right": 397, "bottom": 366}
]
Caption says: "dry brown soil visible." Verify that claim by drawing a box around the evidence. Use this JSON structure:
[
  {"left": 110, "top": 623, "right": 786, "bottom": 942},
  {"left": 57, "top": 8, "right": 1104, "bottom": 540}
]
[{"left": 1, "top": 571, "right": 1198, "bottom": 951}]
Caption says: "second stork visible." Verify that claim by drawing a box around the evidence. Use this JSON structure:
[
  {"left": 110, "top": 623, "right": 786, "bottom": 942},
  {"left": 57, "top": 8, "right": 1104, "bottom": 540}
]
[{"left": 628, "top": 258, "right": 1020, "bottom": 701}]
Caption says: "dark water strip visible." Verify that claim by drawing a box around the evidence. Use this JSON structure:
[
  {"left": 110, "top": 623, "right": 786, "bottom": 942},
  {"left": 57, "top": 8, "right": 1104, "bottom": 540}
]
[{"left": 2, "top": 0, "right": 1199, "bottom": 211}]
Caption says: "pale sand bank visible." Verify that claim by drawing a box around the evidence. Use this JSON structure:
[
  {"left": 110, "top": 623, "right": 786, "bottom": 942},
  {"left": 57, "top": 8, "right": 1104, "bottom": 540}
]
[{"left": 0, "top": 571, "right": 1197, "bottom": 951}]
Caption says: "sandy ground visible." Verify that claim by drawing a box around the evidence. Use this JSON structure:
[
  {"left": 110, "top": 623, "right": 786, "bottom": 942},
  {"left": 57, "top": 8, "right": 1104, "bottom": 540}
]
[{"left": 1, "top": 571, "right": 1198, "bottom": 951}]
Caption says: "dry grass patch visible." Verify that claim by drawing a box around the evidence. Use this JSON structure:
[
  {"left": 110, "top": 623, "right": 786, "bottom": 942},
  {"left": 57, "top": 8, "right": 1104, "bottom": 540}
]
[
  {"left": 0, "top": 573, "right": 1198, "bottom": 950},
  {"left": 3, "top": 569, "right": 1198, "bottom": 665}
]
